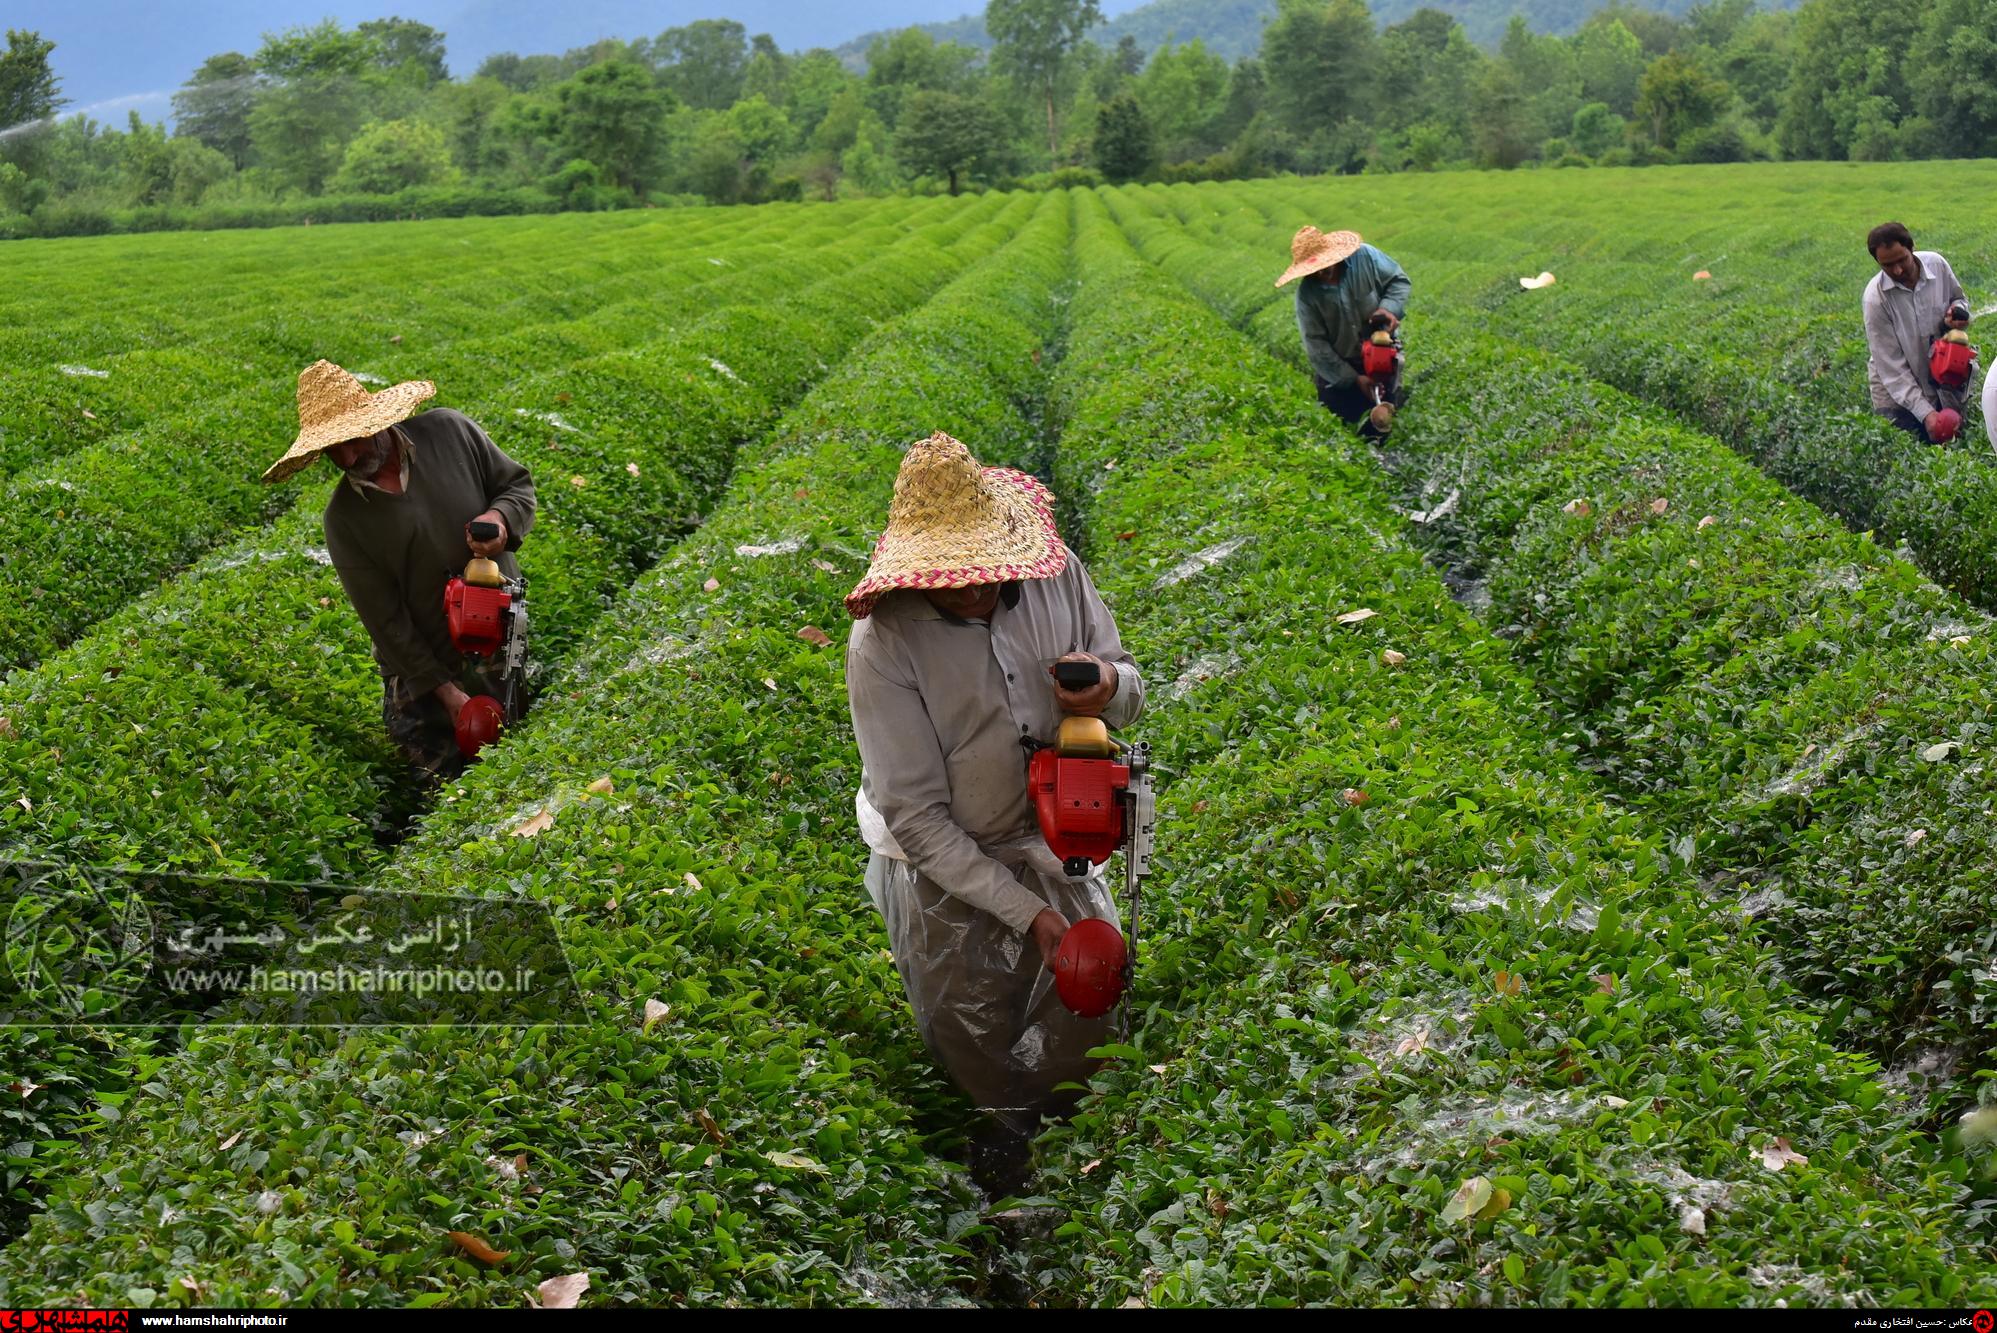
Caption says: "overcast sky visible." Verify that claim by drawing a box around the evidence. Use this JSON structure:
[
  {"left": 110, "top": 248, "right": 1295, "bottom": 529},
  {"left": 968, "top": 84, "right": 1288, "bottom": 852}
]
[{"left": 13, "top": 0, "right": 1154, "bottom": 125}]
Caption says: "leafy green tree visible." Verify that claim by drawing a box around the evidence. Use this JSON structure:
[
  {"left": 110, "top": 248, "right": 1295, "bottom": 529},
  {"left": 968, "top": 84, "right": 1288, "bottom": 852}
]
[
  {"left": 865, "top": 29, "right": 978, "bottom": 129},
  {"left": 1777, "top": 0, "right": 1922, "bottom": 159},
  {"left": 1907, "top": 0, "right": 1997, "bottom": 158},
  {"left": 553, "top": 60, "right": 674, "bottom": 194},
  {"left": 1574, "top": 18, "right": 1646, "bottom": 116},
  {"left": 333, "top": 118, "right": 456, "bottom": 193},
  {"left": 895, "top": 88, "right": 1004, "bottom": 194},
  {"left": 654, "top": 20, "right": 749, "bottom": 111},
  {"left": 1636, "top": 51, "right": 1730, "bottom": 149},
  {"left": 1113, "top": 33, "right": 1146, "bottom": 78},
  {"left": 1262, "top": 0, "right": 1376, "bottom": 141},
  {"left": 1402, "top": 120, "right": 1455, "bottom": 170},
  {"left": 1471, "top": 62, "right": 1535, "bottom": 168},
  {"left": 786, "top": 50, "right": 856, "bottom": 145},
  {"left": 727, "top": 94, "right": 792, "bottom": 168},
  {"left": 1135, "top": 40, "right": 1230, "bottom": 159},
  {"left": 1375, "top": 9, "right": 1481, "bottom": 142},
  {"left": 1705, "top": 9, "right": 1795, "bottom": 128},
  {"left": 357, "top": 19, "right": 449, "bottom": 88},
  {"left": 0, "top": 28, "right": 64, "bottom": 174},
  {"left": 1571, "top": 101, "right": 1626, "bottom": 156},
  {"left": 434, "top": 75, "right": 516, "bottom": 180},
  {"left": 840, "top": 113, "right": 899, "bottom": 194},
  {"left": 1094, "top": 91, "right": 1156, "bottom": 180},
  {"left": 172, "top": 53, "right": 259, "bottom": 170},
  {"left": 742, "top": 34, "right": 789, "bottom": 107},
  {"left": 248, "top": 84, "right": 367, "bottom": 194},
  {"left": 986, "top": 0, "right": 1105, "bottom": 159}
]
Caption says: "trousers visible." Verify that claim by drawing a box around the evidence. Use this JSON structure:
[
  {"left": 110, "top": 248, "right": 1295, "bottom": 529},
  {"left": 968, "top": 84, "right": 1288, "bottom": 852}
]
[{"left": 865, "top": 852, "right": 1118, "bottom": 1131}]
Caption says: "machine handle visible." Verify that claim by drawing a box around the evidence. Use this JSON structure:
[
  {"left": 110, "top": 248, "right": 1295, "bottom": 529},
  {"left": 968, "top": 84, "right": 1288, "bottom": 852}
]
[
  {"left": 1054, "top": 660, "right": 1102, "bottom": 690},
  {"left": 467, "top": 520, "right": 502, "bottom": 542}
]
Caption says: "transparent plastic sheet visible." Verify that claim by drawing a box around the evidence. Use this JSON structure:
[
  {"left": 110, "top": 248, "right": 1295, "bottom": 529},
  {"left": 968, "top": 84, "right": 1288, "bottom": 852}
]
[{"left": 865, "top": 840, "right": 1119, "bottom": 1134}]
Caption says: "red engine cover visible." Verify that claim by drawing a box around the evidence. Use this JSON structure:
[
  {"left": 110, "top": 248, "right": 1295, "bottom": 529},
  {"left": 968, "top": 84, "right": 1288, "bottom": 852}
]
[
  {"left": 1029, "top": 749, "right": 1129, "bottom": 868},
  {"left": 1931, "top": 337, "right": 1976, "bottom": 391},
  {"left": 444, "top": 578, "right": 511, "bottom": 657},
  {"left": 1361, "top": 339, "right": 1402, "bottom": 379}
]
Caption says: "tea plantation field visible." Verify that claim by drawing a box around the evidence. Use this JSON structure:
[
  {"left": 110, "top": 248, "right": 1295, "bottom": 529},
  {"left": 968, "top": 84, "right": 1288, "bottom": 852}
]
[{"left": 4, "top": 163, "right": 1997, "bottom": 1307}]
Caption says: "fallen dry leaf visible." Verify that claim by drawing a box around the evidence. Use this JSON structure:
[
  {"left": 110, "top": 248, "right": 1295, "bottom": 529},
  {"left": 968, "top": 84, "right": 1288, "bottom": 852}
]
[
  {"left": 1340, "top": 788, "right": 1369, "bottom": 806},
  {"left": 1442, "top": 1176, "right": 1494, "bottom": 1223},
  {"left": 684, "top": 872, "right": 703, "bottom": 893},
  {"left": 10, "top": 1079, "right": 39, "bottom": 1098},
  {"left": 1382, "top": 649, "right": 1407, "bottom": 667},
  {"left": 536, "top": 1272, "right": 589, "bottom": 1309},
  {"left": 1563, "top": 498, "right": 1592, "bottom": 516},
  {"left": 218, "top": 1130, "right": 243, "bottom": 1151},
  {"left": 1649, "top": 497, "right": 1669, "bottom": 516},
  {"left": 1336, "top": 607, "right": 1380, "bottom": 626},
  {"left": 0, "top": 716, "right": 13, "bottom": 739},
  {"left": 1592, "top": 973, "right": 1618, "bottom": 995},
  {"left": 1698, "top": 515, "right": 1718, "bottom": 530},
  {"left": 1693, "top": 270, "right": 1712, "bottom": 281},
  {"left": 1906, "top": 828, "right": 1928, "bottom": 849},
  {"left": 1116, "top": 531, "right": 1136, "bottom": 542},
  {"left": 811, "top": 559, "right": 838, "bottom": 574},
  {"left": 762, "top": 677, "right": 778, "bottom": 692},
  {"left": 586, "top": 776, "right": 614, "bottom": 795},
  {"left": 626, "top": 462, "right": 641, "bottom": 477},
  {"left": 1147, "top": 1064, "right": 1169, "bottom": 1075},
  {"left": 642, "top": 998, "right": 671, "bottom": 1031},
  {"left": 81, "top": 409, "right": 96, "bottom": 420},
  {"left": 798, "top": 626, "right": 832, "bottom": 648},
  {"left": 1395, "top": 1028, "right": 1430, "bottom": 1058},
  {"left": 694, "top": 1108, "right": 729, "bottom": 1147},
  {"left": 569, "top": 475, "right": 587, "bottom": 489},
  {"left": 1082, "top": 1159, "right": 1102, "bottom": 1175},
  {"left": 702, "top": 577, "right": 720, "bottom": 593},
  {"left": 510, "top": 809, "right": 554, "bottom": 839},
  {"left": 447, "top": 1230, "right": 512, "bottom": 1265},
  {"left": 1493, "top": 970, "right": 1524, "bottom": 997},
  {"left": 765, "top": 1151, "right": 829, "bottom": 1174},
  {"left": 1680, "top": 1203, "right": 1707, "bottom": 1234},
  {"left": 1758, "top": 1137, "right": 1809, "bottom": 1172}
]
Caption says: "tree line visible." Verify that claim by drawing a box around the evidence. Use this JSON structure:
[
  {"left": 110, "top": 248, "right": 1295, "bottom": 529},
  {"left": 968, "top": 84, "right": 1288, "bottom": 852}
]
[{"left": 0, "top": 0, "right": 1985, "bottom": 237}]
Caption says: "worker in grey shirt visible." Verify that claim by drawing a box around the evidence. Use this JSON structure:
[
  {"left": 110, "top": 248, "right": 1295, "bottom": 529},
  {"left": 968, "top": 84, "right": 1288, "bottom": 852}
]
[
  {"left": 1862, "top": 221, "right": 1974, "bottom": 441},
  {"left": 844, "top": 432, "right": 1144, "bottom": 1197},
  {"left": 1276, "top": 224, "right": 1412, "bottom": 440},
  {"left": 263, "top": 361, "right": 536, "bottom": 783}
]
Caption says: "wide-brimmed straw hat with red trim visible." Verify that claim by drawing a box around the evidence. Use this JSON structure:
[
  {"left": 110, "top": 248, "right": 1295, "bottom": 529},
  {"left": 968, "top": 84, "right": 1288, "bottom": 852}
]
[
  {"left": 1275, "top": 225, "right": 1364, "bottom": 288},
  {"left": 846, "top": 432, "right": 1066, "bottom": 619}
]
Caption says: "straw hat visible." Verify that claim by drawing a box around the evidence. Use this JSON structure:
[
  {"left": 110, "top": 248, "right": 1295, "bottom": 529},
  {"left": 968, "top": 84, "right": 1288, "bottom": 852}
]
[
  {"left": 846, "top": 432, "right": 1067, "bottom": 619},
  {"left": 261, "top": 360, "right": 436, "bottom": 484},
  {"left": 1275, "top": 226, "right": 1364, "bottom": 288}
]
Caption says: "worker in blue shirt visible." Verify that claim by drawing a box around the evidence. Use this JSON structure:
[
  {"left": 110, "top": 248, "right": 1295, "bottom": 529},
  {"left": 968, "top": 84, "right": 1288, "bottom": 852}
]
[{"left": 1276, "top": 225, "right": 1412, "bottom": 440}]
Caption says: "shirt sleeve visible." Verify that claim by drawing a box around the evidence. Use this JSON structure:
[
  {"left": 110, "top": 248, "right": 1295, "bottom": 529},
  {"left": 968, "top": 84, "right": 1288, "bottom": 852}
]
[
  {"left": 325, "top": 512, "right": 456, "bottom": 698},
  {"left": 1863, "top": 286, "right": 1934, "bottom": 419},
  {"left": 1373, "top": 251, "right": 1412, "bottom": 319},
  {"left": 1941, "top": 255, "right": 1968, "bottom": 311},
  {"left": 1065, "top": 554, "right": 1144, "bottom": 732},
  {"left": 458, "top": 412, "right": 537, "bottom": 551},
  {"left": 1297, "top": 288, "right": 1354, "bottom": 387},
  {"left": 846, "top": 630, "right": 1050, "bottom": 934}
]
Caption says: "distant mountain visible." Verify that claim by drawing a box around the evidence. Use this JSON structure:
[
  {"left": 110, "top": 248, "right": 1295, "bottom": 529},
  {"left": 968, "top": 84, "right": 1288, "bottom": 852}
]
[
  {"left": 835, "top": 0, "right": 1278, "bottom": 68},
  {"left": 834, "top": 0, "right": 1803, "bottom": 70}
]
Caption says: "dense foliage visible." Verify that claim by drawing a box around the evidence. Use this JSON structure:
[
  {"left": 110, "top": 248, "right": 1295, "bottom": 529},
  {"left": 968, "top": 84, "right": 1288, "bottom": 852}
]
[
  {"left": 5, "top": 163, "right": 1997, "bottom": 1305},
  {"left": 1, "top": 0, "right": 1990, "bottom": 239}
]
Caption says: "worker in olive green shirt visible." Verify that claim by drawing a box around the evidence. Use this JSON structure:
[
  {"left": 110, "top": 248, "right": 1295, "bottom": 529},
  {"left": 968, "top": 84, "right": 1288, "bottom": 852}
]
[{"left": 262, "top": 360, "right": 536, "bottom": 782}]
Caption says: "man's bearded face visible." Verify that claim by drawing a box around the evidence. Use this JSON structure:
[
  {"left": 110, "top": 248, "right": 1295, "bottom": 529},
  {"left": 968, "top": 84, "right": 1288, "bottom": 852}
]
[{"left": 329, "top": 429, "right": 394, "bottom": 477}]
